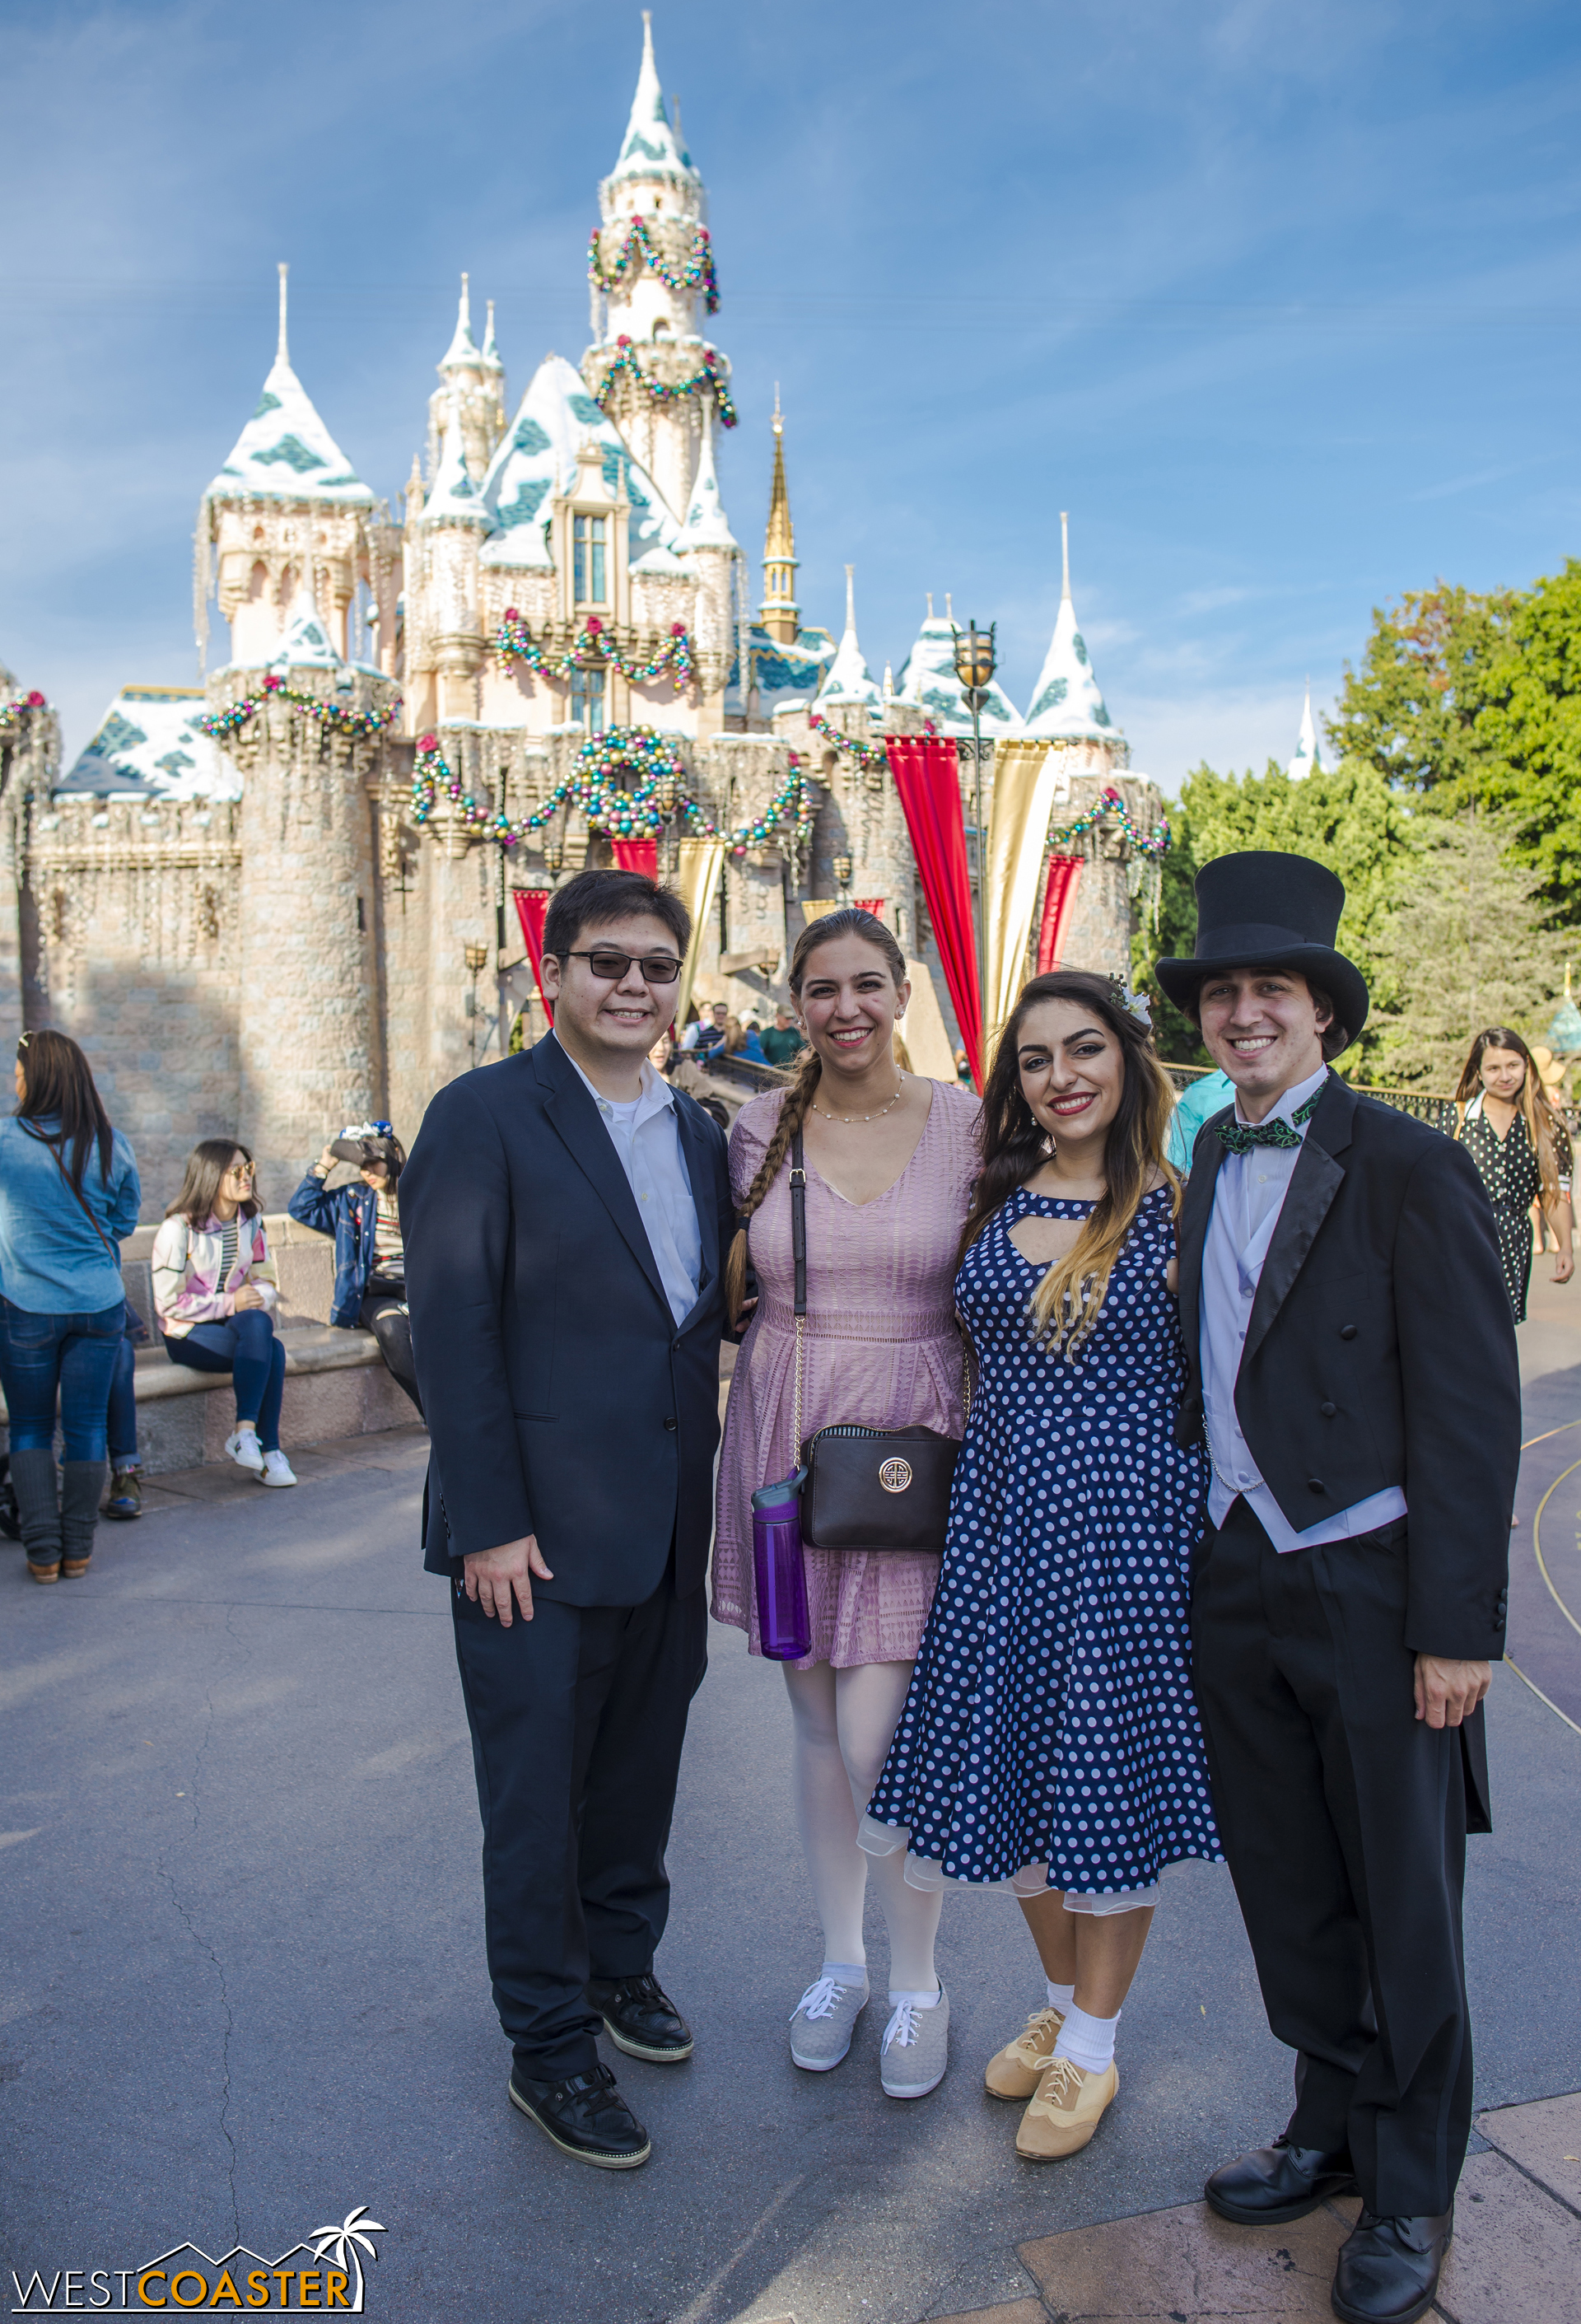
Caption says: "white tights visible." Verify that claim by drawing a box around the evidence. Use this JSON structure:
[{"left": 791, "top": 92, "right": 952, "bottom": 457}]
[{"left": 781, "top": 1659, "right": 942, "bottom": 1993}]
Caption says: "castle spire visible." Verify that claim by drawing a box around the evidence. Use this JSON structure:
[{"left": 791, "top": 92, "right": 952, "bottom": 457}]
[
  {"left": 607, "top": 12, "right": 697, "bottom": 186},
  {"left": 1024, "top": 518, "right": 1118, "bottom": 742},
  {"left": 441, "top": 273, "right": 483, "bottom": 371},
  {"left": 682, "top": 397, "right": 737, "bottom": 548},
  {"left": 1287, "top": 680, "right": 1320, "bottom": 780},
  {"left": 482, "top": 299, "right": 503, "bottom": 374},
  {"left": 759, "top": 390, "right": 800, "bottom": 643},
  {"left": 818, "top": 565, "right": 881, "bottom": 707}
]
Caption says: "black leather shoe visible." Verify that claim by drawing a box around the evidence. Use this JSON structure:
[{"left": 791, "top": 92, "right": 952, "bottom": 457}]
[
  {"left": 1331, "top": 2208, "right": 1453, "bottom": 2324},
  {"left": 587, "top": 1972, "right": 694, "bottom": 2063},
  {"left": 1206, "top": 2134, "right": 1359, "bottom": 2224},
  {"left": 507, "top": 2061, "right": 651, "bottom": 2169}
]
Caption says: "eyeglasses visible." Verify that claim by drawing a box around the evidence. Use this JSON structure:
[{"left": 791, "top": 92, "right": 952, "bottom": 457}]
[
  {"left": 561, "top": 949, "right": 683, "bottom": 986},
  {"left": 223, "top": 1163, "right": 255, "bottom": 1180}
]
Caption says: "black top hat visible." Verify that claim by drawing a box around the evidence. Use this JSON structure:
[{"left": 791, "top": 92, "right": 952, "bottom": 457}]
[{"left": 1153, "top": 850, "right": 1369, "bottom": 1049}]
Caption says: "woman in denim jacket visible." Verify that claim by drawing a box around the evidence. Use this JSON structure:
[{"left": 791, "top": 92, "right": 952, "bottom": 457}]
[
  {"left": 152, "top": 1141, "right": 295, "bottom": 1487},
  {"left": 287, "top": 1123, "right": 421, "bottom": 1413}
]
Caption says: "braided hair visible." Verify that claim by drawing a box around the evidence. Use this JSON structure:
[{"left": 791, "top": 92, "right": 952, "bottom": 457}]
[{"left": 723, "top": 908, "right": 907, "bottom": 1326}]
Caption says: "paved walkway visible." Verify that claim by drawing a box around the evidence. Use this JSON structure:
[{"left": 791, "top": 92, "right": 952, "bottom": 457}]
[{"left": 2, "top": 1318, "right": 1580, "bottom": 2322}]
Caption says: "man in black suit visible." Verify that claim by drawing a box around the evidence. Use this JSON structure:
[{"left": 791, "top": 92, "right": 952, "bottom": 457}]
[
  {"left": 1155, "top": 852, "right": 1519, "bottom": 2324},
  {"left": 402, "top": 867, "right": 734, "bottom": 2171}
]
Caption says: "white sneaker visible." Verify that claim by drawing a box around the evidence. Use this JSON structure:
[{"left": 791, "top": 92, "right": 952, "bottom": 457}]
[
  {"left": 880, "top": 1985, "right": 949, "bottom": 2099},
  {"left": 789, "top": 1971, "right": 870, "bottom": 2071},
  {"left": 259, "top": 1449, "right": 296, "bottom": 1488},
  {"left": 225, "top": 1430, "right": 265, "bottom": 1475}
]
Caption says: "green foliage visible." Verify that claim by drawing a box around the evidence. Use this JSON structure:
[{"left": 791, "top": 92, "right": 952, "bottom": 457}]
[
  {"left": 1474, "top": 560, "right": 1581, "bottom": 916},
  {"left": 1367, "top": 812, "right": 1565, "bottom": 1088},
  {"left": 1326, "top": 582, "right": 1519, "bottom": 803}
]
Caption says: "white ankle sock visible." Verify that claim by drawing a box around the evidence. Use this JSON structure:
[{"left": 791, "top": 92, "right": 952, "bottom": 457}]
[
  {"left": 1053, "top": 2000, "right": 1119, "bottom": 2073},
  {"left": 822, "top": 1961, "right": 866, "bottom": 1987},
  {"left": 1046, "top": 1979, "right": 1075, "bottom": 2012},
  {"left": 888, "top": 1985, "right": 940, "bottom": 2007}
]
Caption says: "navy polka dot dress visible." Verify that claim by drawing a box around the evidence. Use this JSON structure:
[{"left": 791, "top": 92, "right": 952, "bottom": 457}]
[{"left": 865, "top": 1184, "right": 1223, "bottom": 1894}]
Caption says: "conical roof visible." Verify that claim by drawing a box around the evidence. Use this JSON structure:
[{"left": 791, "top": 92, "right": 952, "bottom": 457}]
[
  {"left": 205, "top": 265, "right": 372, "bottom": 507},
  {"left": 1024, "top": 516, "right": 1117, "bottom": 740},
  {"left": 479, "top": 354, "right": 676, "bottom": 569},
  {"left": 440, "top": 273, "right": 484, "bottom": 373},
  {"left": 1287, "top": 684, "right": 1320, "bottom": 780},
  {"left": 57, "top": 686, "right": 233, "bottom": 801},
  {"left": 481, "top": 299, "right": 504, "bottom": 376},
  {"left": 606, "top": 12, "right": 698, "bottom": 187},
  {"left": 276, "top": 588, "right": 343, "bottom": 666},
  {"left": 680, "top": 404, "right": 736, "bottom": 549},
  {"left": 818, "top": 568, "right": 882, "bottom": 706},
  {"left": 420, "top": 422, "right": 490, "bottom": 528},
  {"left": 894, "top": 608, "right": 1023, "bottom": 734}
]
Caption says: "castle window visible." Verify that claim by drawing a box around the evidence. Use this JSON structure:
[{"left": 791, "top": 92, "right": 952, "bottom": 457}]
[
  {"left": 573, "top": 514, "right": 608, "bottom": 606},
  {"left": 570, "top": 665, "right": 606, "bottom": 735}
]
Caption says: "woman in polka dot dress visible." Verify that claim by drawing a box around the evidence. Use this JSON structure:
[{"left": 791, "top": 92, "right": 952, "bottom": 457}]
[{"left": 862, "top": 969, "right": 1221, "bottom": 2160}]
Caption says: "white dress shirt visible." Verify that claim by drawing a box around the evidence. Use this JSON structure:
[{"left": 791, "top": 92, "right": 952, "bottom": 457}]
[
  {"left": 1201, "top": 1060, "right": 1409, "bottom": 1553},
  {"left": 556, "top": 1038, "right": 703, "bottom": 1329}
]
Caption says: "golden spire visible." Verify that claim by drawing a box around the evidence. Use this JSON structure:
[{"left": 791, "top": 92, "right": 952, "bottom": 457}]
[{"left": 759, "top": 385, "right": 800, "bottom": 644}]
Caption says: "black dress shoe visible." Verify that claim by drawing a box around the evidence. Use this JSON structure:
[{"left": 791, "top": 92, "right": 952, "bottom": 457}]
[
  {"left": 1331, "top": 2208, "right": 1453, "bottom": 2324},
  {"left": 507, "top": 2061, "right": 651, "bottom": 2169},
  {"left": 1206, "top": 2134, "right": 1360, "bottom": 2224},
  {"left": 587, "top": 1972, "right": 694, "bottom": 2063}
]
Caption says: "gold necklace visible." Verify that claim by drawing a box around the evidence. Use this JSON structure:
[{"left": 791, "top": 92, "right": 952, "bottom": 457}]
[{"left": 811, "top": 1072, "right": 907, "bottom": 1125}]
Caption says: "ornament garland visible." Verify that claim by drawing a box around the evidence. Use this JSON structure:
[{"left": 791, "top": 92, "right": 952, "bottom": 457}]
[
  {"left": 409, "top": 724, "right": 814, "bottom": 859},
  {"left": 199, "top": 673, "right": 401, "bottom": 744},
  {"left": 0, "top": 689, "right": 49, "bottom": 740},
  {"left": 595, "top": 341, "right": 738, "bottom": 429},
  {"left": 1047, "top": 783, "right": 1170, "bottom": 858},
  {"left": 588, "top": 217, "right": 720, "bottom": 314},
  {"left": 807, "top": 707, "right": 891, "bottom": 775},
  {"left": 494, "top": 610, "right": 694, "bottom": 694}
]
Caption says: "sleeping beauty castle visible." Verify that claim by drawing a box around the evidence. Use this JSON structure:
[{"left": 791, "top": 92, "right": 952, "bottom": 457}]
[{"left": 0, "top": 16, "right": 1170, "bottom": 1210}]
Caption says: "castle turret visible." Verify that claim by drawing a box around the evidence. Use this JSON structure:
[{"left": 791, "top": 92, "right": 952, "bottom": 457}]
[
  {"left": 406, "top": 421, "right": 492, "bottom": 730},
  {"left": 583, "top": 13, "right": 731, "bottom": 524},
  {"left": 1022, "top": 512, "right": 1122, "bottom": 768},
  {"left": 818, "top": 568, "right": 883, "bottom": 708},
  {"left": 760, "top": 393, "right": 800, "bottom": 645},
  {"left": 198, "top": 265, "right": 375, "bottom": 669},
  {"left": 1287, "top": 682, "right": 1320, "bottom": 779},
  {"left": 427, "top": 274, "right": 507, "bottom": 490}
]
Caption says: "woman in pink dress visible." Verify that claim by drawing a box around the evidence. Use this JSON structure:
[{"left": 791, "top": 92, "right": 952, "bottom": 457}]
[{"left": 714, "top": 908, "right": 979, "bottom": 2098}]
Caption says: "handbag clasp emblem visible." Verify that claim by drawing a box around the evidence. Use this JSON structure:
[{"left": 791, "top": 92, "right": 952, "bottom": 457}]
[{"left": 879, "top": 1457, "right": 913, "bottom": 1494}]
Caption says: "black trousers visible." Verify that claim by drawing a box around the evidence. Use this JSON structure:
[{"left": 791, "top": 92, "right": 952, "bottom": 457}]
[
  {"left": 451, "top": 1556, "right": 707, "bottom": 2081},
  {"left": 1192, "top": 1500, "right": 1472, "bottom": 2218},
  {"left": 358, "top": 1285, "right": 422, "bottom": 1415}
]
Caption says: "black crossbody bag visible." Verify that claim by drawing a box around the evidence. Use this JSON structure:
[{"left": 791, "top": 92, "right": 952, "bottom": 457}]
[{"left": 787, "top": 1128, "right": 967, "bottom": 1555}]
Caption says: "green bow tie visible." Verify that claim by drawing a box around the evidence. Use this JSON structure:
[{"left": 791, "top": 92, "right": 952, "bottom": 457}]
[{"left": 1214, "top": 1080, "right": 1326, "bottom": 1155}]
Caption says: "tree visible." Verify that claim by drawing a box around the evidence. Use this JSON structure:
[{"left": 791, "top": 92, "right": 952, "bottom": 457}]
[
  {"left": 1367, "top": 813, "right": 1565, "bottom": 1088},
  {"left": 1474, "top": 559, "right": 1581, "bottom": 917},
  {"left": 1325, "top": 583, "right": 1520, "bottom": 804}
]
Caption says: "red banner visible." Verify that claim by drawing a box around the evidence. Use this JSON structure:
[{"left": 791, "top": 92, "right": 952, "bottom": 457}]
[
  {"left": 511, "top": 889, "right": 553, "bottom": 1025},
  {"left": 1036, "top": 856, "right": 1084, "bottom": 974},
  {"left": 610, "top": 838, "right": 658, "bottom": 876},
  {"left": 885, "top": 736, "right": 982, "bottom": 1086},
  {"left": 855, "top": 896, "right": 885, "bottom": 920}
]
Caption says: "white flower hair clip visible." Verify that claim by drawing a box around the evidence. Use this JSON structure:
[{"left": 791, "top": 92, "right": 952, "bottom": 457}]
[{"left": 1106, "top": 975, "right": 1152, "bottom": 1029}]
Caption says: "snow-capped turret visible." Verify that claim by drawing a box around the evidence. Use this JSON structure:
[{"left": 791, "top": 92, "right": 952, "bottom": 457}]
[
  {"left": 276, "top": 586, "right": 345, "bottom": 666},
  {"left": 818, "top": 568, "right": 883, "bottom": 707},
  {"left": 204, "top": 264, "right": 372, "bottom": 510},
  {"left": 681, "top": 402, "right": 736, "bottom": 550},
  {"left": 428, "top": 273, "right": 506, "bottom": 487},
  {"left": 1287, "top": 683, "right": 1320, "bottom": 780},
  {"left": 605, "top": 11, "right": 699, "bottom": 190},
  {"left": 419, "top": 422, "right": 490, "bottom": 530},
  {"left": 895, "top": 603, "right": 1022, "bottom": 735},
  {"left": 1023, "top": 514, "right": 1120, "bottom": 743}
]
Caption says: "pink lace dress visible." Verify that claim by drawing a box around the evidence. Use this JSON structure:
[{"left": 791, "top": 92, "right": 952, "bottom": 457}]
[{"left": 711, "top": 1080, "right": 981, "bottom": 1669}]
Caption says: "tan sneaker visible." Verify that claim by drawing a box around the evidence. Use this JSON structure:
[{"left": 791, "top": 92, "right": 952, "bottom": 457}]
[
  {"left": 984, "top": 2004, "right": 1066, "bottom": 2100},
  {"left": 1015, "top": 2054, "right": 1118, "bottom": 2160}
]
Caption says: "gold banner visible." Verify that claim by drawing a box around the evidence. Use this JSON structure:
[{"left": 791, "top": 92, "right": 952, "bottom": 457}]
[
  {"left": 673, "top": 838, "right": 728, "bottom": 1034},
  {"left": 799, "top": 898, "right": 843, "bottom": 924},
  {"left": 984, "top": 740, "right": 1059, "bottom": 1051}
]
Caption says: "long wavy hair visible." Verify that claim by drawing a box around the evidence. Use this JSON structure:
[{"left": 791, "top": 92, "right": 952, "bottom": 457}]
[
  {"left": 166, "top": 1137, "right": 261, "bottom": 1228},
  {"left": 15, "top": 1029, "right": 115, "bottom": 1192},
  {"left": 958, "top": 971, "right": 1180, "bottom": 1356},
  {"left": 1455, "top": 1026, "right": 1564, "bottom": 1210},
  {"left": 723, "top": 908, "right": 907, "bottom": 1326}
]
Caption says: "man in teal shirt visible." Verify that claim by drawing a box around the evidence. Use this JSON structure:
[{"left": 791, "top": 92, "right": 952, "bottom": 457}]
[
  {"left": 1164, "top": 1067, "right": 1236, "bottom": 1173},
  {"left": 761, "top": 1007, "right": 804, "bottom": 1069}
]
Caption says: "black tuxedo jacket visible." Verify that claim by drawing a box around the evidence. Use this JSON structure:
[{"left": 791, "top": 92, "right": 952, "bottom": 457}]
[
  {"left": 401, "top": 1034, "right": 735, "bottom": 1604},
  {"left": 1178, "top": 1073, "right": 1518, "bottom": 1664}
]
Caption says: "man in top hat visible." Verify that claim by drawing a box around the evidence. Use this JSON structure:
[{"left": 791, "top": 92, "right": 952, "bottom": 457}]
[{"left": 1155, "top": 852, "right": 1518, "bottom": 2324}]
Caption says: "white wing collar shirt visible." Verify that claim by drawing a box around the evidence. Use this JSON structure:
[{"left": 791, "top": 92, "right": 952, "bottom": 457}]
[
  {"left": 1201, "top": 1060, "right": 1408, "bottom": 1552},
  {"left": 556, "top": 1038, "right": 703, "bottom": 1329}
]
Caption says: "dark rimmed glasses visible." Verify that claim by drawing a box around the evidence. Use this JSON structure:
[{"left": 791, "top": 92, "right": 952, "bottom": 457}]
[{"left": 560, "top": 948, "right": 683, "bottom": 986}]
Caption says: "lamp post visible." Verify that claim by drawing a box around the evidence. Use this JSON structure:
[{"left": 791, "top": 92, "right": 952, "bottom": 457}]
[
  {"left": 951, "top": 619, "right": 997, "bottom": 1032},
  {"left": 464, "top": 940, "right": 491, "bottom": 1067},
  {"left": 832, "top": 851, "right": 853, "bottom": 897}
]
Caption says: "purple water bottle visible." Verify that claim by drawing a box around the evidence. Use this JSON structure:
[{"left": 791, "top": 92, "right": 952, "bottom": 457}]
[{"left": 752, "top": 1468, "right": 810, "bottom": 1662}]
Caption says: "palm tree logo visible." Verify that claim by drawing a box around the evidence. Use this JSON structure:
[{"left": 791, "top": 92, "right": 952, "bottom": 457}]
[{"left": 309, "top": 2207, "right": 386, "bottom": 2310}]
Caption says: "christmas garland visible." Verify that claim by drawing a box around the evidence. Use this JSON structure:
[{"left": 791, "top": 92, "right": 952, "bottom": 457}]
[
  {"left": 199, "top": 672, "right": 401, "bottom": 743},
  {"left": 0, "top": 689, "right": 49, "bottom": 740},
  {"left": 494, "top": 610, "right": 694, "bottom": 693},
  {"left": 588, "top": 217, "right": 720, "bottom": 314},
  {"left": 1047, "top": 784, "right": 1170, "bottom": 858},
  {"left": 409, "top": 724, "right": 814, "bottom": 858},
  {"left": 595, "top": 340, "right": 738, "bottom": 428},
  {"left": 807, "top": 707, "right": 891, "bottom": 775}
]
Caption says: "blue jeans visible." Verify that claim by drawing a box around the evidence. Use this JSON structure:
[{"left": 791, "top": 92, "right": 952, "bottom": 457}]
[
  {"left": 162, "top": 1312, "right": 286, "bottom": 1452},
  {"left": 0, "top": 1297, "right": 125, "bottom": 1459},
  {"left": 108, "top": 1332, "right": 138, "bottom": 1468}
]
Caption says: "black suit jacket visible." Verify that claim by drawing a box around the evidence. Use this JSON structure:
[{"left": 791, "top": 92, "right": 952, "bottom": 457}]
[
  {"left": 1178, "top": 1075, "right": 1518, "bottom": 1664},
  {"left": 401, "top": 1034, "right": 735, "bottom": 1604}
]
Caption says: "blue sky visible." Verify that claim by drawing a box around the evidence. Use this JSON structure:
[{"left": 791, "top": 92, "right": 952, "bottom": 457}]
[{"left": 3, "top": 0, "right": 1580, "bottom": 792}]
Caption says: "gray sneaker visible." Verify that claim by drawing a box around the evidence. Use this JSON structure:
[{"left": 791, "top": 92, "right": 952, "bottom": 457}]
[
  {"left": 789, "top": 1971, "right": 870, "bottom": 2070},
  {"left": 880, "top": 1985, "right": 949, "bottom": 2099}
]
